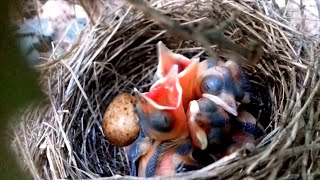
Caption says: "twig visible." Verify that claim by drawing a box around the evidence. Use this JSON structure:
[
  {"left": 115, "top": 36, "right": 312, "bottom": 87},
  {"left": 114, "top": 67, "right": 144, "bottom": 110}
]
[{"left": 126, "top": 0, "right": 263, "bottom": 65}]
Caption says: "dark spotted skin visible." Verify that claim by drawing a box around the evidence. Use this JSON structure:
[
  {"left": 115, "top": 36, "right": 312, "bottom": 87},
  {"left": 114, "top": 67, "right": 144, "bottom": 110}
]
[
  {"left": 191, "top": 97, "right": 265, "bottom": 161},
  {"left": 237, "top": 67, "right": 251, "bottom": 91},
  {"left": 200, "top": 66, "right": 248, "bottom": 103},
  {"left": 196, "top": 98, "right": 230, "bottom": 127},
  {"left": 135, "top": 103, "right": 174, "bottom": 135},
  {"left": 129, "top": 104, "right": 174, "bottom": 176},
  {"left": 127, "top": 130, "right": 150, "bottom": 176},
  {"left": 195, "top": 98, "right": 231, "bottom": 138},
  {"left": 196, "top": 61, "right": 266, "bottom": 165},
  {"left": 189, "top": 97, "right": 232, "bottom": 158},
  {"left": 200, "top": 68, "right": 231, "bottom": 95},
  {"left": 200, "top": 60, "right": 258, "bottom": 106},
  {"left": 201, "top": 75, "right": 223, "bottom": 95},
  {"left": 129, "top": 58, "right": 266, "bottom": 177},
  {"left": 173, "top": 140, "right": 204, "bottom": 174},
  {"left": 207, "top": 127, "right": 226, "bottom": 145},
  {"left": 128, "top": 125, "right": 200, "bottom": 177},
  {"left": 133, "top": 139, "right": 200, "bottom": 177},
  {"left": 231, "top": 66, "right": 253, "bottom": 103},
  {"left": 175, "top": 140, "right": 193, "bottom": 155},
  {"left": 145, "top": 144, "right": 161, "bottom": 177},
  {"left": 232, "top": 118, "right": 265, "bottom": 139}
]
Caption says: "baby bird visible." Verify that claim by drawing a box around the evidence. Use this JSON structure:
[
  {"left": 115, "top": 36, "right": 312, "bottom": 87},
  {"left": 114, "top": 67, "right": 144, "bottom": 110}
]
[
  {"left": 134, "top": 65, "right": 189, "bottom": 141},
  {"left": 154, "top": 41, "right": 200, "bottom": 109},
  {"left": 130, "top": 64, "right": 206, "bottom": 177},
  {"left": 187, "top": 97, "right": 231, "bottom": 151},
  {"left": 187, "top": 98, "right": 265, "bottom": 157}
]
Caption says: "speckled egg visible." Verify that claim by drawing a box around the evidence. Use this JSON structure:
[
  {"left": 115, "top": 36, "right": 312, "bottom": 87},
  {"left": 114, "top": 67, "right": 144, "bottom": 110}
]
[{"left": 102, "top": 93, "right": 140, "bottom": 147}]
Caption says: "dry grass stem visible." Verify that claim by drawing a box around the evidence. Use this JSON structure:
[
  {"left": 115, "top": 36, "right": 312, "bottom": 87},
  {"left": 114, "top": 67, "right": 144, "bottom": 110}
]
[{"left": 11, "top": 0, "right": 320, "bottom": 179}]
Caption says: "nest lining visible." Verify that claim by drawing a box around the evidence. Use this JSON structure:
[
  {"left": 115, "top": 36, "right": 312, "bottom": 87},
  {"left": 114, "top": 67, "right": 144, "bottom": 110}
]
[{"left": 12, "top": 0, "right": 320, "bottom": 179}]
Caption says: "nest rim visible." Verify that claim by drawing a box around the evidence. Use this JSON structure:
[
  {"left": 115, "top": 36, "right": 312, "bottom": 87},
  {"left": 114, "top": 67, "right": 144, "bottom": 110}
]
[{"left": 12, "top": 0, "right": 320, "bottom": 179}]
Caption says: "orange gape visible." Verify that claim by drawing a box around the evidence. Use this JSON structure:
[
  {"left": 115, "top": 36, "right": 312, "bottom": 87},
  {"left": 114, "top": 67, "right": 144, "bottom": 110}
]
[
  {"left": 134, "top": 65, "right": 189, "bottom": 141},
  {"left": 133, "top": 64, "right": 199, "bottom": 177},
  {"left": 154, "top": 42, "right": 247, "bottom": 116},
  {"left": 178, "top": 60, "right": 200, "bottom": 109},
  {"left": 145, "top": 64, "right": 182, "bottom": 108},
  {"left": 129, "top": 41, "right": 266, "bottom": 177},
  {"left": 155, "top": 41, "right": 200, "bottom": 110}
]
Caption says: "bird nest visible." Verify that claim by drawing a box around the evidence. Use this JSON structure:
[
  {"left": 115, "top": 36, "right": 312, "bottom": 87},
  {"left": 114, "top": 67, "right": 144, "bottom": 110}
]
[{"left": 12, "top": 0, "right": 320, "bottom": 179}]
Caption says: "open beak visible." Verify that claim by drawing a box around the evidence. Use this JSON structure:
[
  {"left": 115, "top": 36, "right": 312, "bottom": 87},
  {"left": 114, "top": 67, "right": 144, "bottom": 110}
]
[
  {"left": 187, "top": 100, "right": 208, "bottom": 150},
  {"left": 155, "top": 41, "right": 193, "bottom": 79},
  {"left": 178, "top": 59, "right": 199, "bottom": 109},
  {"left": 203, "top": 93, "right": 238, "bottom": 116},
  {"left": 156, "top": 41, "right": 200, "bottom": 109},
  {"left": 135, "top": 65, "right": 182, "bottom": 110},
  {"left": 134, "top": 65, "right": 189, "bottom": 141}
]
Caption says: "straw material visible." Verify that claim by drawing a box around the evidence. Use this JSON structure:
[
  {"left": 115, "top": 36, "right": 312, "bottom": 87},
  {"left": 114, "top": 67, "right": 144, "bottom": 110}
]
[{"left": 12, "top": 0, "right": 320, "bottom": 179}]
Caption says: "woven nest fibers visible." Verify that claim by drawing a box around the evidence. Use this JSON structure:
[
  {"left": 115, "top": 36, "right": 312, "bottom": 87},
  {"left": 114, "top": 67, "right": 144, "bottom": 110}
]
[{"left": 12, "top": 0, "right": 320, "bottom": 179}]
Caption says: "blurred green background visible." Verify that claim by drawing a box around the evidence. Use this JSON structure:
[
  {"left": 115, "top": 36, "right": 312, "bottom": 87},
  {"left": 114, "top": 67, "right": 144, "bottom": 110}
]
[{"left": 0, "top": 0, "right": 41, "bottom": 179}]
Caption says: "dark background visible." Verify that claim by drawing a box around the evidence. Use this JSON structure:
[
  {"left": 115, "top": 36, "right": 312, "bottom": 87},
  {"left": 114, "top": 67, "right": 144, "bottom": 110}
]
[{"left": 0, "top": 1, "right": 41, "bottom": 179}]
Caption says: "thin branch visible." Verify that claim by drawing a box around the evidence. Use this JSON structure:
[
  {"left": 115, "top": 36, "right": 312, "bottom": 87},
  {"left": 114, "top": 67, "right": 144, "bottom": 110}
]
[{"left": 126, "top": 0, "right": 263, "bottom": 65}]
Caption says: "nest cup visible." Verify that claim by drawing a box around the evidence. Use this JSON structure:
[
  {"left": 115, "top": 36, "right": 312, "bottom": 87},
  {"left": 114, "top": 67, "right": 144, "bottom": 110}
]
[{"left": 12, "top": 0, "right": 320, "bottom": 179}]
